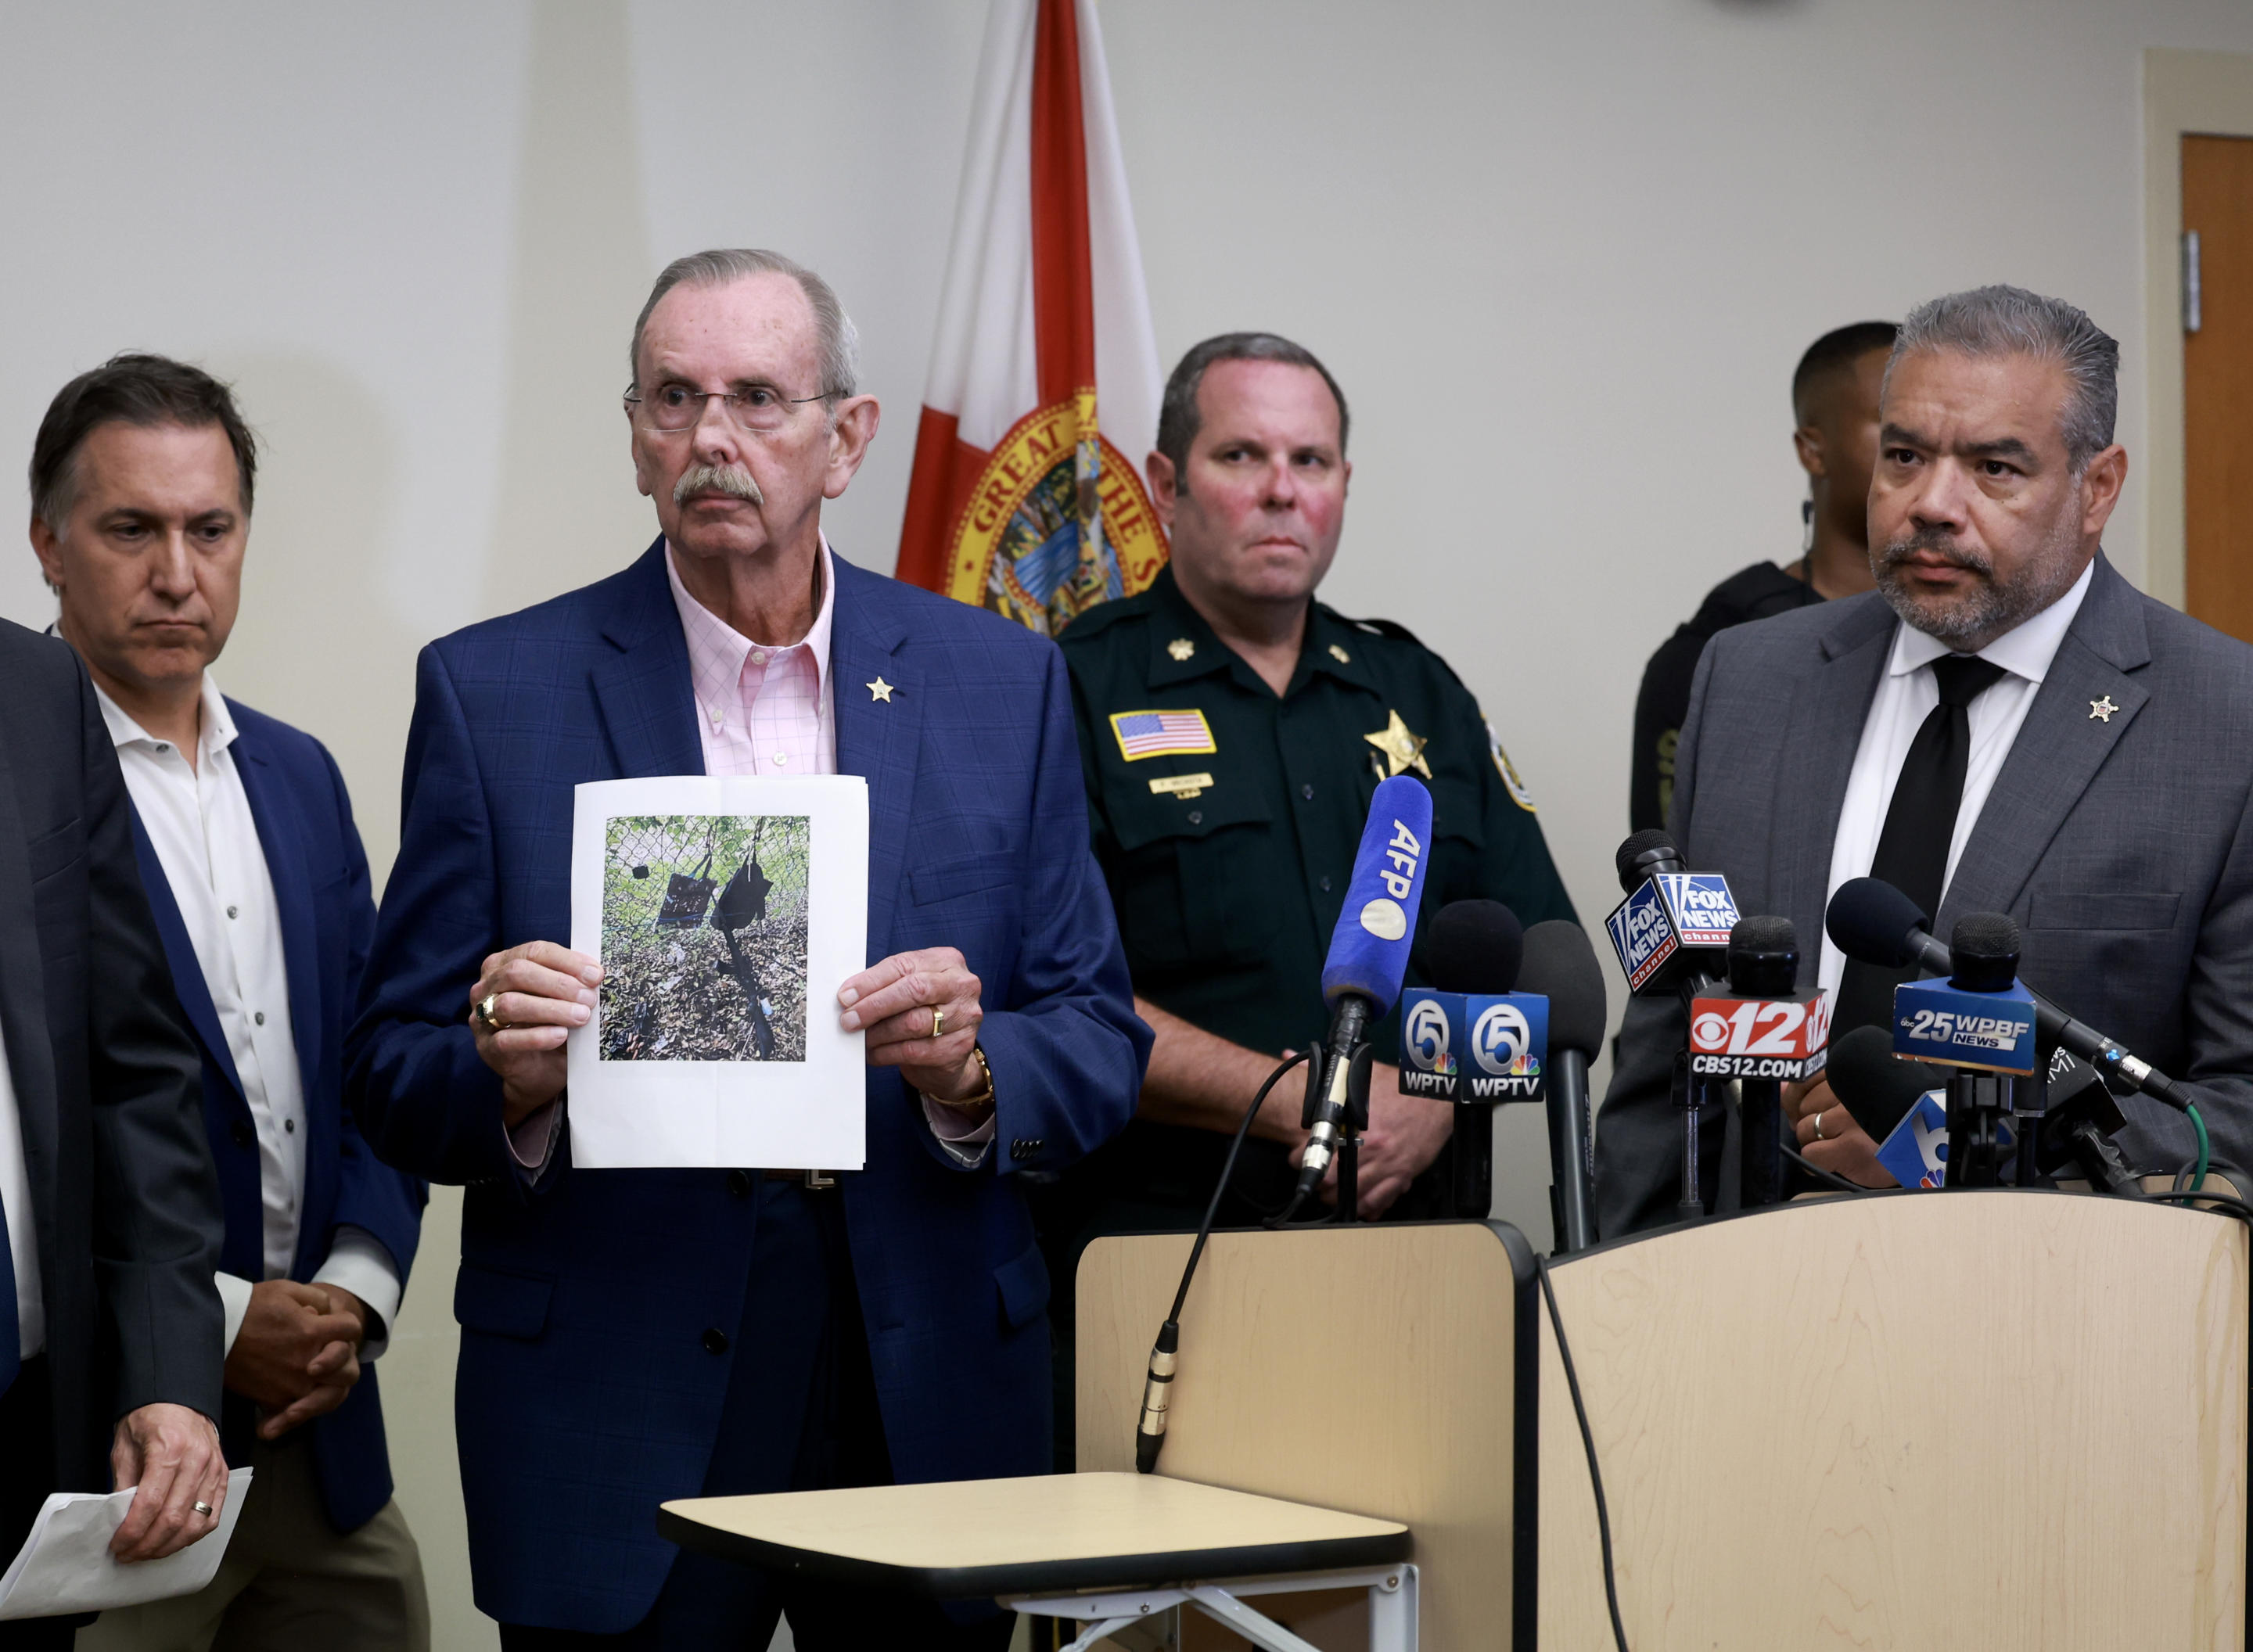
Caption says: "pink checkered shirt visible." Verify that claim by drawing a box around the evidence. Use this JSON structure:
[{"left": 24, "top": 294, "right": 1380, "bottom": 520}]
[{"left": 666, "top": 538, "right": 839, "bottom": 779}]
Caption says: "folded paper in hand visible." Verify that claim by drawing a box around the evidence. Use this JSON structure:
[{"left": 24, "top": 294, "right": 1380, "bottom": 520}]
[{"left": 0, "top": 1467, "right": 252, "bottom": 1620}]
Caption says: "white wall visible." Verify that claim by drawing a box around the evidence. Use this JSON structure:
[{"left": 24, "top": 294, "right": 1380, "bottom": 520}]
[{"left": 8, "top": 4, "right": 2253, "bottom": 1646}]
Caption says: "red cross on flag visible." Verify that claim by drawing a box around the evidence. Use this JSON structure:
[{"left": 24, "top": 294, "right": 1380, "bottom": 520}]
[{"left": 894, "top": 0, "right": 1167, "bottom": 634}]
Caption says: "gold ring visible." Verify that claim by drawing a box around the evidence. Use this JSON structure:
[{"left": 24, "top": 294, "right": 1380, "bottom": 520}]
[
  {"left": 476, "top": 993, "right": 508, "bottom": 1034},
  {"left": 1812, "top": 1108, "right": 1827, "bottom": 1141},
  {"left": 932, "top": 1007, "right": 945, "bottom": 1040}
]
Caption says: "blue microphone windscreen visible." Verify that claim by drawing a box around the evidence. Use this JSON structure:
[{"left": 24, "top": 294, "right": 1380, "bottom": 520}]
[{"left": 1321, "top": 776, "right": 1434, "bottom": 1015}]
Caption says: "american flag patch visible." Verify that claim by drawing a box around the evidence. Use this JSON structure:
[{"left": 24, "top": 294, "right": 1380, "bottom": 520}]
[{"left": 1109, "top": 709, "right": 1216, "bottom": 761}]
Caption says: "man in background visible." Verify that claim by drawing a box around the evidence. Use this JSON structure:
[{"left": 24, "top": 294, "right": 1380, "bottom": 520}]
[
  {"left": 1040, "top": 333, "right": 1576, "bottom": 1463},
  {"left": 29, "top": 356, "right": 429, "bottom": 1651},
  {"left": 1630, "top": 321, "right": 1895, "bottom": 831}
]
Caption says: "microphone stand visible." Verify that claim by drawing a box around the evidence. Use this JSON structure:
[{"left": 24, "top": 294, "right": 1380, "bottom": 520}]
[
  {"left": 1671, "top": 1052, "right": 1706, "bottom": 1224},
  {"left": 1739, "top": 1076, "right": 1785, "bottom": 1208},
  {"left": 1942, "top": 1070, "right": 2009, "bottom": 1188},
  {"left": 1672, "top": 974, "right": 1723, "bottom": 1223}
]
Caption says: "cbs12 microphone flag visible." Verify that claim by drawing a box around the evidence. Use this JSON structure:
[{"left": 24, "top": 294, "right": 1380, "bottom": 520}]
[{"left": 895, "top": 0, "right": 1167, "bottom": 634}]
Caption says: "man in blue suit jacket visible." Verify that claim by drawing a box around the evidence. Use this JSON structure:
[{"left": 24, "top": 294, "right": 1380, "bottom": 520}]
[
  {"left": 27, "top": 356, "right": 429, "bottom": 1650},
  {"left": 347, "top": 250, "right": 1148, "bottom": 1648}
]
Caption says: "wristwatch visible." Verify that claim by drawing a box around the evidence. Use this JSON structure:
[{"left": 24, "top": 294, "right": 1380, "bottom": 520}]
[{"left": 928, "top": 1043, "right": 994, "bottom": 1110}]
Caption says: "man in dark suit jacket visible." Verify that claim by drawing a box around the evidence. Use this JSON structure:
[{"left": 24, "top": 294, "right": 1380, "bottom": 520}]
[
  {"left": 347, "top": 249, "right": 1148, "bottom": 1648},
  {"left": 1597, "top": 286, "right": 2253, "bottom": 1236},
  {"left": 25, "top": 355, "right": 429, "bottom": 1650},
  {"left": 0, "top": 629, "right": 230, "bottom": 1649}
]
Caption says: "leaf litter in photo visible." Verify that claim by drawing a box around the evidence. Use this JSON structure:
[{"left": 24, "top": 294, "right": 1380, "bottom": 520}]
[{"left": 599, "top": 813, "right": 812, "bottom": 1062}]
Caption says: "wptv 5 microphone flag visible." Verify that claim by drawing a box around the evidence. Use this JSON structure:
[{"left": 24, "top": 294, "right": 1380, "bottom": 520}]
[{"left": 896, "top": 0, "right": 1167, "bottom": 634}]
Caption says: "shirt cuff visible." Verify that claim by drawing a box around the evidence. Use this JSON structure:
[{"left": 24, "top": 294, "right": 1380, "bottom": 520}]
[
  {"left": 922, "top": 1094, "right": 996, "bottom": 1167},
  {"left": 313, "top": 1228, "right": 406, "bottom": 1360},
  {"left": 216, "top": 1271, "right": 255, "bottom": 1357},
  {"left": 507, "top": 1098, "right": 564, "bottom": 1183}
]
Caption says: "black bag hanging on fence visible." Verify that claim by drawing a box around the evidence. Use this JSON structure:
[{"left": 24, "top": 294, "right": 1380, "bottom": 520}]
[
  {"left": 656, "top": 847, "right": 718, "bottom": 927},
  {"left": 712, "top": 859, "right": 772, "bottom": 932}
]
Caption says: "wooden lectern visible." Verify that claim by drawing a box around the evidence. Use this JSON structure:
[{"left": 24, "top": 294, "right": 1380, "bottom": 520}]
[{"left": 1076, "top": 1191, "right": 2249, "bottom": 1650}]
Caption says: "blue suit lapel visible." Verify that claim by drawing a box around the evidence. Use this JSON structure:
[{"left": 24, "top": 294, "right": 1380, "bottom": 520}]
[
  {"left": 126, "top": 805, "right": 244, "bottom": 1101},
  {"left": 592, "top": 538, "right": 706, "bottom": 780},
  {"left": 228, "top": 713, "right": 340, "bottom": 1271},
  {"left": 230, "top": 720, "right": 322, "bottom": 1101},
  {"left": 829, "top": 554, "right": 920, "bottom": 963}
]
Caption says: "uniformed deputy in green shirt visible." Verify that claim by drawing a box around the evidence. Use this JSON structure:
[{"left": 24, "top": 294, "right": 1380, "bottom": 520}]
[{"left": 1044, "top": 333, "right": 1578, "bottom": 1259}]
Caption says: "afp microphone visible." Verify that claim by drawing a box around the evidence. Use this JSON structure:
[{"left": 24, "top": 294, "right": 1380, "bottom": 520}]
[
  {"left": 1825, "top": 876, "right": 2196, "bottom": 1113},
  {"left": 1296, "top": 775, "right": 1434, "bottom": 1205}
]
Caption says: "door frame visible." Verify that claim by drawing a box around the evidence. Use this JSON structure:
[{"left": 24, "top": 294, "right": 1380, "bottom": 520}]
[{"left": 2143, "top": 50, "right": 2253, "bottom": 611}]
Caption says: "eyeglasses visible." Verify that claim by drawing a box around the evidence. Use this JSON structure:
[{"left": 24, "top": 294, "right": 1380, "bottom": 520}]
[{"left": 623, "top": 381, "right": 842, "bottom": 434}]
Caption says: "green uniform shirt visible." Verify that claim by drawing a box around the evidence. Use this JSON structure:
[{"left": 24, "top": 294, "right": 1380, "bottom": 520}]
[{"left": 1055, "top": 564, "right": 1578, "bottom": 1218}]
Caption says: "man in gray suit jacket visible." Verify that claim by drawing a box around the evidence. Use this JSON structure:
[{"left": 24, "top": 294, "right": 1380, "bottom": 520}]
[{"left": 1597, "top": 286, "right": 2253, "bottom": 1237}]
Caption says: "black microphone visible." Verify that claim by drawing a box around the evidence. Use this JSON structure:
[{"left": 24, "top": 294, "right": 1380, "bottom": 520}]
[
  {"left": 1518, "top": 920, "right": 1606, "bottom": 1253},
  {"left": 1824, "top": 876, "right": 2196, "bottom": 1112},
  {"left": 1604, "top": 830, "right": 1736, "bottom": 997},
  {"left": 1426, "top": 900, "right": 1525, "bottom": 1222},
  {"left": 2037, "top": 1048, "right": 2146, "bottom": 1197},
  {"left": 1725, "top": 917, "right": 1801, "bottom": 1209},
  {"left": 1827, "top": 1024, "right": 1945, "bottom": 1144}
]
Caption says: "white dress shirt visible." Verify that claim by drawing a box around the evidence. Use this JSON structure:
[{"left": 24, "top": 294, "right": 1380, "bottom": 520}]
[
  {"left": 0, "top": 1025, "right": 38, "bottom": 1359},
  {"left": 512, "top": 540, "right": 993, "bottom": 1168},
  {"left": 1816, "top": 560, "right": 2097, "bottom": 997},
  {"left": 97, "top": 674, "right": 402, "bottom": 1356}
]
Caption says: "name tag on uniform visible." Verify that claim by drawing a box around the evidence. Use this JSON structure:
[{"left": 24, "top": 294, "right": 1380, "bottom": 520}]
[
  {"left": 1148, "top": 773, "right": 1214, "bottom": 799},
  {"left": 1109, "top": 709, "right": 1216, "bottom": 761}
]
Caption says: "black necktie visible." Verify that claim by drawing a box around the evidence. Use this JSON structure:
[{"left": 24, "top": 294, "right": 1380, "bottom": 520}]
[{"left": 1833, "top": 654, "right": 2008, "bottom": 1036}]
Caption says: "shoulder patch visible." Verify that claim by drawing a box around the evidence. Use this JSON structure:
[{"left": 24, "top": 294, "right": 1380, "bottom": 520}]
[
  {"left": 1055, "top": 590, "right": 1151, "bottom": 645},
  {"left": 1349, "top": 616, "right": 1424, "bottom": 645},
  {"left": 1485, "top": 719, "right": 1537, "bottom": 813}
]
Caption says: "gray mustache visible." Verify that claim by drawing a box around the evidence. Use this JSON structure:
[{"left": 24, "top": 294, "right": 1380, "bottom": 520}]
[
  {"left": 673, "top": 465, "right": 764, "bottom": 508},
  {"left": 1878, "top": 528, "right": 1989, "bottom": 576}
]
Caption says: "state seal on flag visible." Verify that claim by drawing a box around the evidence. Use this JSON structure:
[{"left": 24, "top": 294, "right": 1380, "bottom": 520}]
[{"left": 945, "top": 390, "right": 1167, "bottom": 635}]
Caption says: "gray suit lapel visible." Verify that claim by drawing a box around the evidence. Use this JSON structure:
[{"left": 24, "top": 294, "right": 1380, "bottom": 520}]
[
  {"left": 1770, "top": 596, "right": 1894, "bottom": 966},
  {"left": 1941, "top": 557, "right": 2148, "bottom": 931}
]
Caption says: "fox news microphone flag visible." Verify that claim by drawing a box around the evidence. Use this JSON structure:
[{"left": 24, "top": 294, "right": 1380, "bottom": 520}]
[{"left": 895, "top": 0, "right": 1167, "bottom": 634}]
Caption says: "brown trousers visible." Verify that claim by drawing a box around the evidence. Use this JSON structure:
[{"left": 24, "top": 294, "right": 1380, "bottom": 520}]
[{"left": 75, "top": 1430, "right": 428, "bottom": 1652}]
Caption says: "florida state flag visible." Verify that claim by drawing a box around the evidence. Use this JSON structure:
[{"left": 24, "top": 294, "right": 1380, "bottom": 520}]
[{"left": 895, "top": 0, "right": 1166, "bottom": 634}]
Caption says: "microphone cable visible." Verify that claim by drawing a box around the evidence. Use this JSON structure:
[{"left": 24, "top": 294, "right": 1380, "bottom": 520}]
[
  {"left": 1535, "top": 1256, "right": 1632, "bottom": 1652},
  {"left": 1134, "top": 1050, "right": 1309, "bottom": 1474}
]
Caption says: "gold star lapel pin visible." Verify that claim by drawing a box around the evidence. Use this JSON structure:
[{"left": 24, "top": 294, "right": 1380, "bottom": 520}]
[
  {"left": 1363, "top": 709, "right": 1432, "bottom": 779},
  {"left": 2089, "top": 695, "right": 2118, "bottom": 723},
  {"left": 1166, "top": 637, "right": 1195, "bottom": 662},
  {"left": 868, "top": 677, "right": 895, "bottom": 703}
]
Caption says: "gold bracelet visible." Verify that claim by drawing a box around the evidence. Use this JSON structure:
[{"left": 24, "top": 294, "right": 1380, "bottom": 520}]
[{"left": 929, "top": 1043, "right": 994, "bottom": 1110}]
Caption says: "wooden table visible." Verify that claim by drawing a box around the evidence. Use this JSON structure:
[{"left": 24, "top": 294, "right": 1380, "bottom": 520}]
[{"left": 659, "top": 1471, "right": 1415, "bottom": 1650}]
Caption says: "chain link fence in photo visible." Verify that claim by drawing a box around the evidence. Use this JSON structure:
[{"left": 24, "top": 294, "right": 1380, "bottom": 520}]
[{"left": 599, "top": 813, "right": 812, "bottom": 1062}]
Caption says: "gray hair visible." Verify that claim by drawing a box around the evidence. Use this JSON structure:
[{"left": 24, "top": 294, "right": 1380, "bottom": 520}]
[
  {"left": 1155, "top": 332, "right": 1349, "bottom": 481},
  {"left": 1888, "top": 285, "right": 2118, "bottom": 472},
  {"left": 627, "top": 248, "right": 861, "bottom": 400}
]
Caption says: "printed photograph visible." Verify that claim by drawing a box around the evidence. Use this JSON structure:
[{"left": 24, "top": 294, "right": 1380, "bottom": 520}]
[{"left": 599, "top": 813, "right": 812, "bottom": 1062}]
